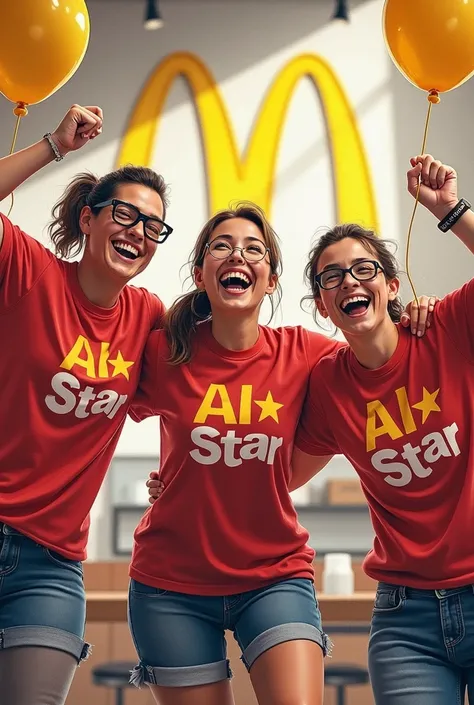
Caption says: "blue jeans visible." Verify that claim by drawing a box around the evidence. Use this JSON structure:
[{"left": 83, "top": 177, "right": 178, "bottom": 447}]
[
  {"left": 128, "top": 577, "right": 329, "bottom": 687},
  {"left": 0, "top": 523, "right": 89, "bottom": 662},
  {"left": 369, "top": 582, "right": 474, "bottom": 705}
]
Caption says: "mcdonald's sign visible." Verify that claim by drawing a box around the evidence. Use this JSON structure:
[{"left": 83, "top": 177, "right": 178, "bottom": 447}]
[{"left": 117, "top": 51, "right": 378, "bottom": 229}]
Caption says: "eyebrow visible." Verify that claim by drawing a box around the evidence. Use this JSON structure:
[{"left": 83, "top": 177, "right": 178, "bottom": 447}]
[
  {"left": 210, "top": 233, "right": 266, "bottom": 245},
  {"left": 120, "top": 200, "right": 163, "bottom": 220},
  {"left": 320, "top": 257, "right": 372, "bottom": 271}
]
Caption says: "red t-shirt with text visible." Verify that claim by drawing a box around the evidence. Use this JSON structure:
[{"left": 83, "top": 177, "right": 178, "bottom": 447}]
[
  {"left": 0, "top": 214, "right": 164, "bottom": 559},
  {"left": 296, "top": 280, "right": 474, "bottom": 588},
  {"left": 129, "top": 322, "right": 340, "bottom": 595}
]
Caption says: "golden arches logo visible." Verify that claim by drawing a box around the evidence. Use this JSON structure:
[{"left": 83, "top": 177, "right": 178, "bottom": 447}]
[{"left": 117, "top": 51, "right": 378, "bottom": 228}]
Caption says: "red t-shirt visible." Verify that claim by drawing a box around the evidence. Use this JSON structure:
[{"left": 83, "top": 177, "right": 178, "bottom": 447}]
[
  {"left": 296, "top": 280, "right": 474, "bottom": 589},
  {"left": 129, "top": 322, "right": 341, "bottom": 595},
  {"left": 0, "top": 214, "right": 164, "bottom": 560}
]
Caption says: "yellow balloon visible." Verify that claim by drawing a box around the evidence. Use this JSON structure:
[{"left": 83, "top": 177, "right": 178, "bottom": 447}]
[
  {"left": 0, "top": 0, "right": 90, "bottom": 107},
  {"left": 383, "top": 0, "right": 474, "bottom": 94}
]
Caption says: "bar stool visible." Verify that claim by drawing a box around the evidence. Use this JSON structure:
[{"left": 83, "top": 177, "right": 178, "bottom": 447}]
[
  {"left": 92, "top": 661, "right": 136, "bottom": 705},
  {"left": 325, "top": 663, "right": 369, "bottom": 705}
]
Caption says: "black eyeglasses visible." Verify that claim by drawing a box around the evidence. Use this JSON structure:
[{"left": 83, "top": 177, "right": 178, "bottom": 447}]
[
  {"left": 94, "top": 199, "right": 173, "bottom": 244},
  {"left": 205, "top": 238, "right": 269, "bottom": 263},
  {"left": 314, "top": 260, "right": 385, "bottom": 290}
]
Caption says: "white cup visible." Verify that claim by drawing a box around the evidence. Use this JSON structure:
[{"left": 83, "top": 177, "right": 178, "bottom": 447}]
[{"left": 322, "top": 552, "right": 354, "bottom": 595}]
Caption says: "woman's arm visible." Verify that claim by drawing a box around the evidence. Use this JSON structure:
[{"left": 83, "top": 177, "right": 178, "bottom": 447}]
[
  {"left": 0, "top": 104, "right": 102, "bottom": 248},
  {"left": 408, "top": 154, "right": 474, "bottom": 255},
  {"left": 289, "top": 450, "right": 333, "bottom": 491}
]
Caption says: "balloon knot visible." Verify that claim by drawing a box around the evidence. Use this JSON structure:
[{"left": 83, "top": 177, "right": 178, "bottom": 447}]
[
  {"left": 428, "top": 90, "right": 440, "bottom": 104},
  {"left": 13, "top": 102, "right": 28, "bottom": 117}
]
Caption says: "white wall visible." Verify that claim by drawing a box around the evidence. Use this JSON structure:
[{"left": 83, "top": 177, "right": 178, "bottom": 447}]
[{"left": 2, "top": 0, "right": 473, "bottom": 460}]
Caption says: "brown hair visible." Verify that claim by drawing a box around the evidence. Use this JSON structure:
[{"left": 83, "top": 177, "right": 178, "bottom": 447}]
[
  {"left": 48, "top": 165, "right": 169, "bottom": 259},
  {"left": 303, "top": 223, "right": 404, "bottom": 324},
  {"left": 165, "top": 202, "right": 283, "bottom": 365}
]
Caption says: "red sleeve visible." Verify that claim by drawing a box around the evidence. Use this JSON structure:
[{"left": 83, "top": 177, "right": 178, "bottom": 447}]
[
  {"left": 129, "top": 329, "right": 165, "bottom": 421},
  {"left": 295, "top": 364, "right": 341, "bottom": 456},
  {"left": 434, "top": 279, "right": 474, "bottom": 362},
  {"left": 0, "top": 213, "right": 54, "bottom": 310},
  {"left": 145, "top": 291, "right": 166, "bottom": 330},
  {"left": 303, "top": 329, "right": 345, "bottom": 371}
]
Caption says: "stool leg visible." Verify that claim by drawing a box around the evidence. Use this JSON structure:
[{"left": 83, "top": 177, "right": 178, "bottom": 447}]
[
  {"left": 116, "top": 687, "right": 124, "bottom": 705},
  {"left": 336, "top": 685, "right": 346, "bottom": 705}
]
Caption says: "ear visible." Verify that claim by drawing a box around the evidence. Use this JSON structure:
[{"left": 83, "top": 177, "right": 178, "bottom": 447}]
[
  {"left": 265, "top": 273, "right": 278, "bottom": 296},
  {"left": 193, "top": 266, "right": 205, "bottom": 290},
  {"left": 387, "top": 276, "right": 400, "bottom": 301},
  {"left": 79, "top": 205, "right": 93, "bottom": 235},
  {"left": 315, "top": 296, "right": 329, "bottom": 319}
]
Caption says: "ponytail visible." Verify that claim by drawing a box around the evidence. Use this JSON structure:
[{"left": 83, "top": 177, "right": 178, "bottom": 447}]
[
  {"left": 164, "top": 289, "right": 211, "bottom": 365},
  {"left": 48, "top": 172, "right": 98, "bottom": 259}
]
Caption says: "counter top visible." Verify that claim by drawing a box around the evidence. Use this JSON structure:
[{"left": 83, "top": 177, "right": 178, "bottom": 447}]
[{"left": 86, "top": 590, "right": 374, "bottom": 623}]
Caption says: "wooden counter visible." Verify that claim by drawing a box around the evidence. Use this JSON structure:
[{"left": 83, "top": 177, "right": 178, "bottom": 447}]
[{"left": 86, "top": 590, "right": 375, "bottom": 623}]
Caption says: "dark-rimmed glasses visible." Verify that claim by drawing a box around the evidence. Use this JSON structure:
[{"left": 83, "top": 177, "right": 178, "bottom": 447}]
[
  {"left": 314, "top": 260, "right": 385, "bottom": 290},
  {"left": 205, "top": 238, "right": 269, "bottom": 263},
  {"left": 94, "top": 199, "right": 173, "bottom": 244}
]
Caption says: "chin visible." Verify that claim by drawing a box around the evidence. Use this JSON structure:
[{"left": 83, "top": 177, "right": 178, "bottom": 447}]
[{"left": 340, "top": 314, "right": 384, "bottom": 337}]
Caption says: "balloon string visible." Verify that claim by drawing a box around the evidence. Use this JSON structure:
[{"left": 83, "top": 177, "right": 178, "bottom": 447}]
[
  {"left": 404, "top": 94, "right": 436, "bottom": 307},
  {"left": 6, "top": 112, "right": 23, "bottom": 218}
]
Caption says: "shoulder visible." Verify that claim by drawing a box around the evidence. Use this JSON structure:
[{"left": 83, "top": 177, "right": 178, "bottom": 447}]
[
  {"left": 121, "top": 285, "right": 165, "bottom": 321},
  {"left": 144, "top": 327, "right": 170, "bottom": 360},
  {"left": 309, "top": 342, "right": 349, "bottom": 380}
]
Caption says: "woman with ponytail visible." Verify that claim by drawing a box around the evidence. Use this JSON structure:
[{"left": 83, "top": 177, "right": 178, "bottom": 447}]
[
  {"left": 127, "top": 203, "right": 366, "bottom": 705},
  {"left": 0, "top": 104, "right": 171, "bottom": 704}
]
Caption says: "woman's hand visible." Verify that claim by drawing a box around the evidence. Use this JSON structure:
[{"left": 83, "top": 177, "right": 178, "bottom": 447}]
[
  {"left": 51, "top": 104, "right": 103, "bottom": 155},
  {"left": 407, "top": 154, "right": 458, "bottom": 219},
  {"left": 146, "top": 471, "right": 165, "bottom": 504},
  {"left": 400, "top": 295, "right": 439, "bottom": 336}
]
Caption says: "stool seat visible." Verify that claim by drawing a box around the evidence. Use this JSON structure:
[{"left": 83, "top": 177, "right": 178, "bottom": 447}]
[
  {"left": 92, "top": 661, "right": 136, "bottom": 688},
  {"left": 325, "top": 663, "right": 369, "bottom": 687}
]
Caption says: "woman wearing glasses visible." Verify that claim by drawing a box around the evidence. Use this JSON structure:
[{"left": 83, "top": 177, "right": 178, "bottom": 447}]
[
  {"left": 0, "top": 105, "right": 172, "bottom": 705},
  {"left": 294, "top": 154, "right": 474, "bottom": 704},
  {"left": 127, "top": 196, "right": 435, "bottom": 705}
]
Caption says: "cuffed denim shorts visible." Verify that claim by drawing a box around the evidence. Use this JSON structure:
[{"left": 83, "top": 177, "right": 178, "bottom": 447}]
[
  {"left": 369, "top": 581, "right": 474, "bottom": 705},
  {"left": 0, "top": 523, "right": 90, "bottom": 662},
  {"left": 128, "top": 576, "right": 329, "bottom": 688}
]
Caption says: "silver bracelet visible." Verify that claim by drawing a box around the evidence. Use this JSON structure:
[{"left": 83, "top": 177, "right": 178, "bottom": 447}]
[{"left": 43, "top": 132, "right": 64, "bottom": 162}]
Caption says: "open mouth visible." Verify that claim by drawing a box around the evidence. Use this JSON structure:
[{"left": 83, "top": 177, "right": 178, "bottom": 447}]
[
  {"left": 111, "top": 240, "right": 140, "bottom": 261},
  {"left": 340, "top": 295, "right": 371, "bottom": 317},
  {"left": 219, "top": 271, "right": 252, "bottom": 293}
]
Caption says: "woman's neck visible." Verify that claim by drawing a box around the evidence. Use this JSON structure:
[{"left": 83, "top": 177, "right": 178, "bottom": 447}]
[
  {"left": 211, "top": 310, "right": 260, "bottom": 351},
  {"left": 345, "top": 318, "right": 399, "bottom": 370},
  {"left": 77, "top": 259, "right": 123, "bottom": 308}
]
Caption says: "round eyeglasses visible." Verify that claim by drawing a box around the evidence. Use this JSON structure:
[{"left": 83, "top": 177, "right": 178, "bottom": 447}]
[
  {"left": 205, "top": 238, "right": 269, "bottom": 263},
  {"left": 94, "top": 199, "right": 173, "bottom": 244},
  {"left": 314, "top": 260, "right": 385, "bottom": 290}
]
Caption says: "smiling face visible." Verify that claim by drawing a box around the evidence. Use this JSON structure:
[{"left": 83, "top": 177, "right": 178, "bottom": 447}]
[
  {"left": 80, "top": 183, "right": 164, "bottom": 282},
  {"left": 315, "top": 237, "right": 400, "bottom": 338},
  {"left": 194, "top": 217, "right": 278, "bottom": 317}
]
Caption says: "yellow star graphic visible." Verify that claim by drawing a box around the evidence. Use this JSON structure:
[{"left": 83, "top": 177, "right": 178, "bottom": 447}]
[
  {"left": 412, "top": 387, "right": 441, "bottom": 424},
  {"left": 108, "top": 350, "right": 135, "bottom": 380},
  {"left": 254, "top": 391, "right": 284, "bottom": 423}
]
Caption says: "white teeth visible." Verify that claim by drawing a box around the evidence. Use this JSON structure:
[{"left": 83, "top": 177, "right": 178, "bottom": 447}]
[
  {"left": 220, "top": 271, "right": 251, "bottom": 285},
  {"left": 341, "top": 295, "right": 370, "bottom": 308},
  {"left": 112, "top": 241, "right": 140, "bottom": 258}
]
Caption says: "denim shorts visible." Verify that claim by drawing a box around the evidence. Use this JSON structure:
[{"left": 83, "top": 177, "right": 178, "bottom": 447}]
[
  {"left": 0, "top": 523, "right": 90, "bottom": 662},
  {"left": 128, "top": 576, "right": 329, "bottom": 688},
  {"left": 369, "top": 581, "right": 474, "bottom": 705}
]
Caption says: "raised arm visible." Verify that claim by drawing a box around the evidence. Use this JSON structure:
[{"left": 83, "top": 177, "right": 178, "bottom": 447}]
[
  {"left": 0, "top": 104, "right": 102, "bottom": 248},
  {"left": 408, "top": 154, "right": 474, "bottom": 254}
]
